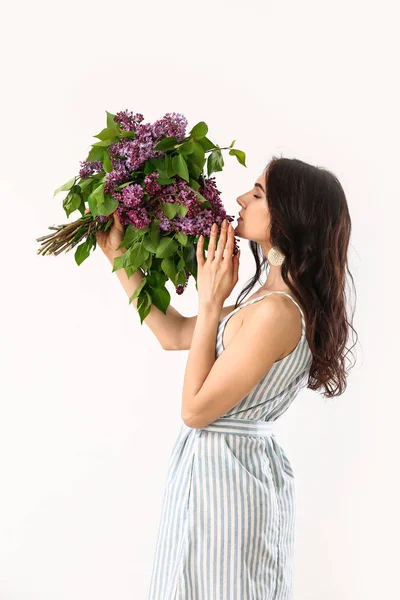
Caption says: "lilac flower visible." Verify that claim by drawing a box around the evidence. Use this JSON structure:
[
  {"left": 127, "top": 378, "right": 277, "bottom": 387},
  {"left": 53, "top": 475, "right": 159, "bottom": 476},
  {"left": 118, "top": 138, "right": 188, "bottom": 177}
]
[
  {"left": 114, "top": 110, "right": 144, "bottom": 132},
  {"left": 116, "top": 204, "right": 150, "bottom": 229},
  {"left": 144, "top": 172, "right": 162, "bottom": 195},
  {"left": 120, "top": 123, "right": 162, "bottom": 172},
  {"left": 121, "top": 183, "right": 144, "bottom": 207},
  {"left": 104, "top": 161, "right": 130, "bottom": 195},
  {"left": 152, "top": 112, "right": 188, "bottom": 142},
  {"left": 79, "top": 160, "right": 104, "bottom": 179}
]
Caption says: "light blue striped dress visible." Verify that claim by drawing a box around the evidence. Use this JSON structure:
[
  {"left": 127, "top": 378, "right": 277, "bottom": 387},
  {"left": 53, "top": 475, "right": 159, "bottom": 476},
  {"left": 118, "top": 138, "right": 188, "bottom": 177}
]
[{"left": 146, "top": 291, "right": 313, "bottom": 600}]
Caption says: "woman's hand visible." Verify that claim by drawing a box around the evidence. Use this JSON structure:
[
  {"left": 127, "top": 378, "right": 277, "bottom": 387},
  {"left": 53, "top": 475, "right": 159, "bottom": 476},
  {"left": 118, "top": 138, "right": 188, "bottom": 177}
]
[
  {"left": 85, "top": 208, "right": 126, "bottom": 258},
  {"left": 196, "top": 219, "right": 240, "bottom": 308}
]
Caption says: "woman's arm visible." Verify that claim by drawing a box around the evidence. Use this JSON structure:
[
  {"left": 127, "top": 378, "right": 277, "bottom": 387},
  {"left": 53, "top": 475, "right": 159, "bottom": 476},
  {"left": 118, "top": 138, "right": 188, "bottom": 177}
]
[
  {"left": 175, "top": 304, "right": 237, "bottom": 350},
  {"left": 106, "top": 248, "right": 236, "bottom": 351},
  {"left": 106, "top": 248, "right": 185, "bottom": 351}
]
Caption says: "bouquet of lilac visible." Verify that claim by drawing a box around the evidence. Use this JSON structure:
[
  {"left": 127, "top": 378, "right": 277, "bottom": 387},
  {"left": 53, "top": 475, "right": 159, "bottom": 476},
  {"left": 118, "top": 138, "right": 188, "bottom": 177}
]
[{"left": 36, "top": 110, "right": 246, "bottom": 322}]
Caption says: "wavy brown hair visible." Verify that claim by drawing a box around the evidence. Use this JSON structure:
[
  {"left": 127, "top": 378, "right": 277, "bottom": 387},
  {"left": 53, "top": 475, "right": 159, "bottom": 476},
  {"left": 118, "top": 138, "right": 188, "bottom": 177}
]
[{"left": 234, "top": 156, "right": 358, "bottom": 398}]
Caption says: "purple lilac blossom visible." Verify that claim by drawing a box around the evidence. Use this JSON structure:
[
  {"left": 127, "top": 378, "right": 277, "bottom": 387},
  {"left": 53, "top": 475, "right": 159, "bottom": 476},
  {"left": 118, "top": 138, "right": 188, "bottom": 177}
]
[
  {"left": 144, "top": 172, "right": 162, "bottom": 195},
  {"left": 113, "top": 110, "right": 144, "bottom": 132},
  {"left": 116, "top": 204, "right": 150, "bottom": 229},
  {"left": 79, "top": 160, "right": 104, "bottom": 179},
  {"left": 120, "top": 184, "right": 144, "bottom": 207},
  {"left": 151, "top": 112, "right": 188, "bottom": 142}
]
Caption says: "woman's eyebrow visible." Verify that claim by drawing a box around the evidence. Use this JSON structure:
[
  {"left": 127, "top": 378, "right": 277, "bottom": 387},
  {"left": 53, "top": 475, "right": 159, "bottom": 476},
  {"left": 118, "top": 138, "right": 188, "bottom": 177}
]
[{"left": 255, "top": 182, "right": 265, "bottom": 193}]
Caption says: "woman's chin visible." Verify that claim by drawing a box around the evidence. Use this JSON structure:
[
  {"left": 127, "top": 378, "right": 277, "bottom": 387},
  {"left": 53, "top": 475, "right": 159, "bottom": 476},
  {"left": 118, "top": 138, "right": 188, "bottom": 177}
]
[{"left": 234, "top": 224, "right": 244, "bottom": 238}]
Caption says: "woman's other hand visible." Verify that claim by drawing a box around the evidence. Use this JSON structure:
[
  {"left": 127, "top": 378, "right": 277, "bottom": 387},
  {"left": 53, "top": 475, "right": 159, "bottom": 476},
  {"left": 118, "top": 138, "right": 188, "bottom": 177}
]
[
  {"left": 196, "top": 219, "right": 240, "bottom": 309},
  {"left": 85, "top": 208, "right": 126, "bottom": 258}
]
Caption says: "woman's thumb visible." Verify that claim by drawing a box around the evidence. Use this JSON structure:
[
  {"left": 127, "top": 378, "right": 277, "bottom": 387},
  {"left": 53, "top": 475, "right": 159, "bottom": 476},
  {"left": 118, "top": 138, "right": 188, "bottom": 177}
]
[{"left": 112, "top": 210, "right": 125, "bottom": 233}]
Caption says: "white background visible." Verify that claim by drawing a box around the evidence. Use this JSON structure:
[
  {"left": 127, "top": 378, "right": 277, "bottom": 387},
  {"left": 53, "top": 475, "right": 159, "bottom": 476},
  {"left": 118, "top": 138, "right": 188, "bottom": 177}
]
[{"left": 1, "top": 0, "right": 399, "bottom": 598}]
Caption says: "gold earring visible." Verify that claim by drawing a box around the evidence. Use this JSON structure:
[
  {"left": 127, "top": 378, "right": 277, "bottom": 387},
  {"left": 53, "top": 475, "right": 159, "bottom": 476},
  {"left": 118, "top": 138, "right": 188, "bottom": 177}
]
[{"left": 267, "top": 246, "right": 285, "bottom": 266}]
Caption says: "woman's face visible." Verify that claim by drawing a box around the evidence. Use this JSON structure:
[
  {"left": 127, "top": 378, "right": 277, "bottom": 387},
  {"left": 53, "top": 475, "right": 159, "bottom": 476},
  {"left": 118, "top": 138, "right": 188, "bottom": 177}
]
[{"left": 234, "top": 171, "right": 270, "bottom": 242}]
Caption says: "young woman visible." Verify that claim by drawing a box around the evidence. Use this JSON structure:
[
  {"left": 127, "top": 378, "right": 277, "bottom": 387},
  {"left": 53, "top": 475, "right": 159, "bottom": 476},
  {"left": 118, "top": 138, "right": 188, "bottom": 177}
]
[{"left": 92, "top": 156, "right": 356, "bottom": 599}]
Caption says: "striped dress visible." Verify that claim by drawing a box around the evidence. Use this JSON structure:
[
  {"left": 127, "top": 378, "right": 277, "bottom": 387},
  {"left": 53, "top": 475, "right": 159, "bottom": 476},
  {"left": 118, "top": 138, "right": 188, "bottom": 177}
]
[{"left": 146, "top": 291, "right": 313, "bottom": 600}]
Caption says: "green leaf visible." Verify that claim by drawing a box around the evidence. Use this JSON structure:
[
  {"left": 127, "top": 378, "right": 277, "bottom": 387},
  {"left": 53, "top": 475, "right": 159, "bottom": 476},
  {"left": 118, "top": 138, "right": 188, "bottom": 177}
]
[
  {"left": 53, "top": 177, "right": 76, "bottom": 197},
  {"left": 154, "top": 136, "right": 179, "bottom": 152},
  {"left": 146, "top": 271, "right": 162, "bottom": 288},
  {"left": 175, "top": 231, "right": 188, "bottom": 245},
  {"left": 63, "top": 192, "right": 82, "bottom": 217},
  {"left": 157, "top": 177, "right": 175, "bottom": 185},
  {"left": 86, "top": 146, "right": 105, "bottom": 162},
  {"left": 193, "top": 189, "right": 208, "bottom": 203},
  {"left": 172, "top": 154, "right": 190, "bottom": 182},
  {"left": 207, "top": 149, "right": 224, "bottom": 176},
  {"left": 144, "top": 160, "right": 157, "bottom": 174},
  {"left": 88, "top": 183, "right": 105, "bottom": 205},
  {"left": 189, "top": 178, "right": 200, "bottom": 190},
  {"left": 115, "top": 180, "right": 136, "bottom": 192},
  {"left": 150, "top": 220, "right": 161, "bottom": 248},
  {"left": 102, "top": 152, "right": 113, "bottom": 173},
  {"left": 182, "top": 243, "right": 197, "bottom": 280},
  {"left": 128, "top": 278, "right": 147, "bottom": 305},
  {"left": 148, "top": 286, "right": 170, "bottom": 314},
  {"left": 143, "top": 234, "right": 157, "bottom": 253},
  {"left": 133, "top": 244, "right": 150, "bottom": 267},
  {"left": 161, "top": 256, "right": 177, "bottom": 281},
  {"left": 93, "top": 127, "right": 119, "bottom": 141},
  {"left": 149, "top": 157, "right": 167, "bottom": 171},
  {"left": 137, "top": 289, "right": 152, "bottom": 324},
  {"left": 176, "top": 268, "right": 188, "bottom": 285},
  {"left": 161, "top": 202, "right": 180, "bottom": 220},
  {"left": 190, "top": 121, "right": 208, "bottom": 139},
  {"left": 75, "top": 238, "right": 92, "bottom": 265},
  {"left": 96, "top": 195, "right": 119, "bottom": 216},
  {"left": 177, "top": 204, "right": 188, "bottom": 217},
  {"left": 111, "top": 251, "right": 129, "bottom": 273},
  {"left": 165, "top": 154, "right": 176, "bottom": 178},
  {"left": 120, "top": 224, "right": 144, "bottom": 248},
  {"left": 141, "top": 254, "right": 153, "bottom": 271},
  {"left": 91, "top": 139, "right": 114, "bottom": 147},
  {"left": 187, "top": 159, "right": 202, "bottom": 179},
  {"left": 177, "top": 255, "right": 185, "bottom": 270},
  {"left": 117, "top": 242, "right": 149, "bottom": 270},
  {"left": 119, "top": 130, "right": 136, "bottom": 139},
  {"left": 106, "top": 111, "right": 117, "bottom": 129},
  {"left": 177, "top": 141, "right": 195, "bottom": 155},
  {"left": 229, "top": 139, "right": 236, "bottom": 148},
  {"left": 156, "top": 236, "right": 178, "bottom": 258},
  {"left": 191, "top": 142, "right": 206, "bottom": 168},
  {"left": 78, "top": 178, "right": 92, "bottom": 192},
  {"left": 229, "top": 148, "right": 247, "bottom": 167},
  {"left": 198, "top": 136, "right": 216, "bottom": 151}
]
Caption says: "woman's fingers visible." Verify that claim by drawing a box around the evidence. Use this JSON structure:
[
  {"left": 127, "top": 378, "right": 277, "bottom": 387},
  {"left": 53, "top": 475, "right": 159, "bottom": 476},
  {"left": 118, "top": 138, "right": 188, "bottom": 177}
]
[
  {"left": 113, "top": 211, "right": 125, "bottom": 233},
  {"left": 196, "top": 234, "right": 205, "bottom": 267},
  {"left": 233, "top": 249, "right": 240, "bottom": 281},
  {"left": 206, "top": 222, "right": 219, "bottom": 261},
  {"left": 225, "top": 222, "right": 235, "bottom": 254},
  {"left": 215, "top": 219, "right": 227, "bottom": 260}
]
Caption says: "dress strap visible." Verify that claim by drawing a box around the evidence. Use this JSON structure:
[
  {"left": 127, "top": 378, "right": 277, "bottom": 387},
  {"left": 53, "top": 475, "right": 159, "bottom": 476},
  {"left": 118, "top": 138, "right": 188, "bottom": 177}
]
[
  {"left": 262, "top": 291, "right": 306, "bottom": 334},
  {"left": 219, "top": 291, "right": 306, "bottom": 334}
]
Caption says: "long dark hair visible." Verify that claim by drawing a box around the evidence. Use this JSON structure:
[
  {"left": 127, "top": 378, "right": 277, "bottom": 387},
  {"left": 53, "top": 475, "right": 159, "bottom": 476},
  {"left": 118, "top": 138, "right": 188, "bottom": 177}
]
[{"left": 234, "top": 156, "right": 358, "bottom": 398}]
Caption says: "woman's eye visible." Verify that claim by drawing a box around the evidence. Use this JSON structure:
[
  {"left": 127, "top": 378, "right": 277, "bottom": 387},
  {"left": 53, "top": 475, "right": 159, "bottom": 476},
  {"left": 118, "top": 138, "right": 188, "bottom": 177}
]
[{"left": 253, "top": 194, "right": 260, "bottom": 198}]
